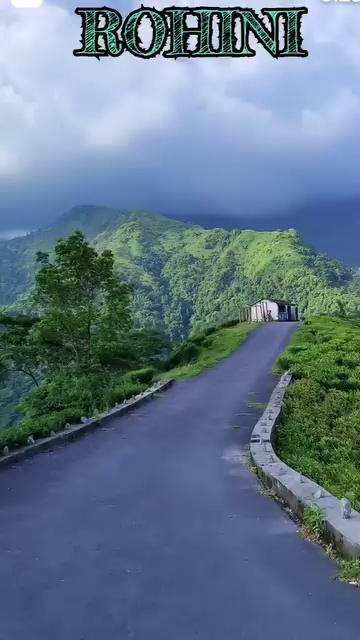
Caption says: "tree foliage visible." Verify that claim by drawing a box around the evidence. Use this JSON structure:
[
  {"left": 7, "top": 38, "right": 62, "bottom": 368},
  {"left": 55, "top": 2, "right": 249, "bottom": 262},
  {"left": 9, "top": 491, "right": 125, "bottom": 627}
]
[
  {"left": 33, "top": 231, "right": 132, "bottom": 375},
  {"left": 0, "top": 231, "right": 169, "bottom": 432},
  {"left": 0, "top": 314, "right": 41, "bottom": 386}
]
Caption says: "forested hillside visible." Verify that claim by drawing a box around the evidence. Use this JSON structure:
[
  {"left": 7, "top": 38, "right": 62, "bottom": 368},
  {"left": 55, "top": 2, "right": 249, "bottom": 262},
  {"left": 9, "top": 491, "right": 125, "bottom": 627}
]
[
  {"left": 0, "top": 206, "right": 358, "bottom": 341},
  {"left": 0, "top": 231, "right": 169, "bottom": 432}
]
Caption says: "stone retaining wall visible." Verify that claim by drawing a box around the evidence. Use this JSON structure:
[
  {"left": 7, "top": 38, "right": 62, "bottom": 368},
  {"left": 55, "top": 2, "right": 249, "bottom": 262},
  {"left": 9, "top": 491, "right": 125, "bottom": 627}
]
[{"left": 250, "top": 373, "right": 360, "bottom": 559}]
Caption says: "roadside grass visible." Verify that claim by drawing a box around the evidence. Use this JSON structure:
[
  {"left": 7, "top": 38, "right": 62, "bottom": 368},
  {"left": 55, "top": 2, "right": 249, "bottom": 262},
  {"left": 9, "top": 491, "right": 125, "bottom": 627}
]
[
  {"left": 248, "top": 458, "right": 360, "bottom": 585},
  {"left": 159, "top": 323, "right": 256, "bottom": 381},
  {"left": 300, "top": 507, "right": 360, "bottom": 586},
  {"left": 339, "top": 559, "right": 360, "bottom": 586},
  {"left": 301, "top": 504, "right": 325, "bottom": 542},
  {"left": 242, "top": 452, "right": 257, "bottom": 474},
  {"left": 275, "top": 316, "right": 360, "bottom": 511}
]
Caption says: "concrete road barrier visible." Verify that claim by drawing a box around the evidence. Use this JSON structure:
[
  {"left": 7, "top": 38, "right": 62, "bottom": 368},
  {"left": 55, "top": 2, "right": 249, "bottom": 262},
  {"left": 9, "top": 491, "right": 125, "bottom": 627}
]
[
  {"left": 250, "top": 372, "right": 360, "bottom": 559},
  {"left": 0, "top": 379, "right": 174, "bottom": 471}
]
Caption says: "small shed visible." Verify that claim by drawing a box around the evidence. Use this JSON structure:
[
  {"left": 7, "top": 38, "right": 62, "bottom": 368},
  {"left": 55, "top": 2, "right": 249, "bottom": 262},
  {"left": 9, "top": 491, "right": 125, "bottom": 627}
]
[{"left": 250, "top": 299, "right": 298, "bottom": 322}]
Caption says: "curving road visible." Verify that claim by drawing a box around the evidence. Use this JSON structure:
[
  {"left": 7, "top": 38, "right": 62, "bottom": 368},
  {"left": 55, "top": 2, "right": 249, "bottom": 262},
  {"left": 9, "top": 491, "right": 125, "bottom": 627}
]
[{"left": 0, "top": 322, "right": 359, "bottom": 640}]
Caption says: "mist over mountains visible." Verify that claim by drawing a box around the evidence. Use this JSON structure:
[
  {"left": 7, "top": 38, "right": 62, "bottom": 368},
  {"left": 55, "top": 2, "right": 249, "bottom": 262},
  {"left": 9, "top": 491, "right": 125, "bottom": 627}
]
[{"left": 176, "top": 198, "right": 360, "bottom": 267}]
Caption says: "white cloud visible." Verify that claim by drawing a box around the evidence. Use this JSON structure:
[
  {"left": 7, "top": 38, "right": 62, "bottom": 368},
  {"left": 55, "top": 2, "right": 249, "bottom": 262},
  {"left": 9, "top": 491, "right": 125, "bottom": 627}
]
[
  {"left": 301, "top": 89, "right": 360, "bottom": 144},
  {"left": 0, "top": 229, "right": 30, "bottom": 239},
  {"left": 0, "top": 0, "right": 360, "bottom": 223},
  {"left": 11, "top": 0, "right": 44, "bottom": 8}
]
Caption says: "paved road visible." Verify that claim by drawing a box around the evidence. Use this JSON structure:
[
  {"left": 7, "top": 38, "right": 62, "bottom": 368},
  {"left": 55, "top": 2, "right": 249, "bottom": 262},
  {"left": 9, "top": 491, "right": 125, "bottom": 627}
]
[{"left": 0, "top": 322, "right": 359, "bottom": 640}]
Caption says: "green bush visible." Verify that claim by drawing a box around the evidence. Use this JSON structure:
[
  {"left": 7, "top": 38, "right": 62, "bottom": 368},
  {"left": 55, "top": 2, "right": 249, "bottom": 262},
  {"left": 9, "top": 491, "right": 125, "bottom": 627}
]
[
  {"left": 189, "top": 331, "right": 209, "bottom": 346},
  {"left": 104, "top": 381, "right": 146, "bottom": 407},
  {"left": 165, "top": 322, "right": 239, "bottom": 370},
  {"left": 20, "top": 375, "right": 107, "bottom": 419},
  {"left": 0, "top": 370, "right": 154, "bottom": 452},
  {"left": 164, "top": 320, "right": 241, "bottom": 370},
  {"left": 159, "top": 323, "right": 255, "bottom": 381},
  {"left": 0, "top": 408, "right": 84, "bottom": 449},
  {"left": 165, "top": 341, "right": 201, "bottom": 369},
  {"left": 123, "top": 367, "right": 155, "bottom": 385}
]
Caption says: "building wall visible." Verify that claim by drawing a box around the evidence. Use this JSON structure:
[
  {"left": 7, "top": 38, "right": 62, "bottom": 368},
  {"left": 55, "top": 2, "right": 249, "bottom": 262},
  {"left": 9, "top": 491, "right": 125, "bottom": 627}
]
[{"left": 250, "top": 300, "right": 279, "bottom": 322}]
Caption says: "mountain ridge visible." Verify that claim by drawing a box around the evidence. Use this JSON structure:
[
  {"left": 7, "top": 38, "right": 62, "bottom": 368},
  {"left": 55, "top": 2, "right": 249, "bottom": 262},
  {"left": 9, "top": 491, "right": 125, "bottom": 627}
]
[{"left": 0, "top": 206, "right": 358, "bottom": 339}]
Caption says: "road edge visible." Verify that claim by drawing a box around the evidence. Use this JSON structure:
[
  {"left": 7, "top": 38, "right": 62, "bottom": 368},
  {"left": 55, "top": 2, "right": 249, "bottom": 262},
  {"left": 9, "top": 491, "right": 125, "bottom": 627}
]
[
  {"left": 250, "top": 372, "right": 360, "bottom": 559},
  {"left": 0, "top": 379, "right": 174, "bottom": 471}
]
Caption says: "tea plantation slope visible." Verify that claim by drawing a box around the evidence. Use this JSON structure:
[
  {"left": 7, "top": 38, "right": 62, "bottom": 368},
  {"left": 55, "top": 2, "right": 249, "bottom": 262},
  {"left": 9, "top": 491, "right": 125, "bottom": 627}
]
[{"left": 276, "top": 316, "right": 360, "bottom": 511}]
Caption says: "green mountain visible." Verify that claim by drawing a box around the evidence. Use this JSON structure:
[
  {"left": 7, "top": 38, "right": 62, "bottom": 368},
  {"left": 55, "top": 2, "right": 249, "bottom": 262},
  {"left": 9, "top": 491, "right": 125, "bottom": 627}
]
[{"left": 0, "top": 206, "right": 358, "bottom": 340}]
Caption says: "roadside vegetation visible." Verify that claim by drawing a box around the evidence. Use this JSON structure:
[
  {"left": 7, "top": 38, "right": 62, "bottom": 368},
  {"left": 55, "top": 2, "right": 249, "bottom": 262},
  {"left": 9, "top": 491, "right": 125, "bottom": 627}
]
[
  {"left": 2, "top": 207, "right": 360, "bottom": 432},
  {"left": 300, "top": 505, "right": 360, "bottom": 585},
  {"left": 276, "top": 316, "right": 360, "bottom": 511},
  {"left": 160, "top": 321, "right": 255, "bottom": 380},
  {"left": 339, "top": 559, "right": 360, "bottom": 585},
  {"left": 0, "top": 232, "right": 169, "bottom": 450},
  {"left": 0, "top": 230, "right": 256, "bottom": 451},
  {"left": 301, "top": 504, "right": 325, "bottom": 542}
]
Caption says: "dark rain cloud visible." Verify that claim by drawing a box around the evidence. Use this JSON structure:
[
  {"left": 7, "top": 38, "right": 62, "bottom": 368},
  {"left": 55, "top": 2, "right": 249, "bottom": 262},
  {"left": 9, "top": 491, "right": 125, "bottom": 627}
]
[{"left": 0, "top": 0, "right": 359, "bottom": 235}]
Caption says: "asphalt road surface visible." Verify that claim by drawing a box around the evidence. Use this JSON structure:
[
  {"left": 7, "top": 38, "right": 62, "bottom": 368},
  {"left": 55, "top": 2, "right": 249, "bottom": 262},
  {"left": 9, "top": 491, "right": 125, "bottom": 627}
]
[{"left": 1, "top": 322, "right": 359, "bottom": 640}]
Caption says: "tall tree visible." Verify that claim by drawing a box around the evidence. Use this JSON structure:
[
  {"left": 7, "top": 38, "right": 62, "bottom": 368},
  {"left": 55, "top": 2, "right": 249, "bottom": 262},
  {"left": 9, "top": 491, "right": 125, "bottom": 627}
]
[{"left": 33, "top": 231, "right": 131, "bottom": 374}]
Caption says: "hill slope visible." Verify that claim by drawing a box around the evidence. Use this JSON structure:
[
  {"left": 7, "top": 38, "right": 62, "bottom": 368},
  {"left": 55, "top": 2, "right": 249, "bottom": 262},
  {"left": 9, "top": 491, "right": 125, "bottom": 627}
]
[{"left": 0, "top": 206, "right": 358, "bottom": 340}]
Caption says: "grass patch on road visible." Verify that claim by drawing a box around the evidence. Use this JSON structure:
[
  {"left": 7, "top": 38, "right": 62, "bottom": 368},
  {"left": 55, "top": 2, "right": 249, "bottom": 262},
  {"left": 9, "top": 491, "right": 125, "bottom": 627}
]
[
  {"left": 159, "top": 322, "right": 256, "bottom": 381},
  {"left": 275, "top": 316, "right": 360, "bottom": 511}
]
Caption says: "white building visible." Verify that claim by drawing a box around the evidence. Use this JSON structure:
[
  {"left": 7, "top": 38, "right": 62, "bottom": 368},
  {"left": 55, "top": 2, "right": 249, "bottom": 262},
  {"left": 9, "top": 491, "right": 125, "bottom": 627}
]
[{"left": 250, "top": 299, "right": 298, "bottom": 322}]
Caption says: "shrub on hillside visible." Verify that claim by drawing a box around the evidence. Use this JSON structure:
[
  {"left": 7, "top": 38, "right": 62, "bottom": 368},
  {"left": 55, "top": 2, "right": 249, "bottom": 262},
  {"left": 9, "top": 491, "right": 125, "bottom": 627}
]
[
  {"left": 165, "top": 342, "right": 201, "bottom": 369},
  {"left": 104, "top": 381, "right": 147, "bottom": 407},
  {"left": 123, "top": 367, "right": 155, "bottom": 385},
  {"left": 0, "top": 369, "right": 156, "bottom": 452}
]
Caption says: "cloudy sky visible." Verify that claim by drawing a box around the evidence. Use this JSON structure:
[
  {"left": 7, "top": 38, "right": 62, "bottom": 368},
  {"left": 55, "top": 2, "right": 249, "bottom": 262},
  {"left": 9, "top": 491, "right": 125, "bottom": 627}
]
[{"left": 0, "top": 0, "right": 360, "bottom": 238}]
